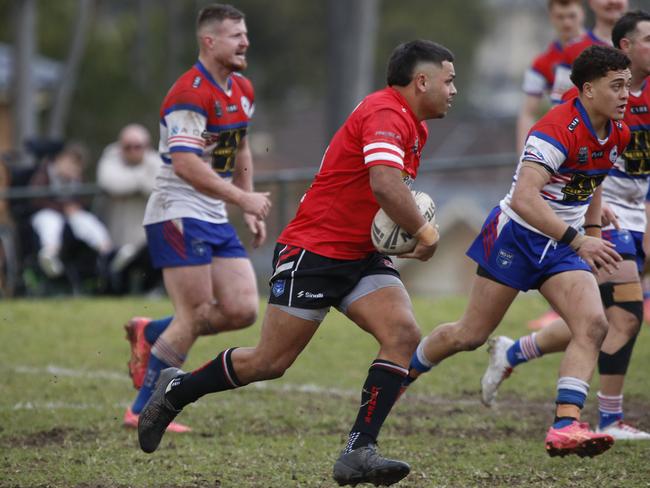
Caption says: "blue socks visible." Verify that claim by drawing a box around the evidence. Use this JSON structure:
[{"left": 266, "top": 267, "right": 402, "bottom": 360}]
[
  {"left": 131, "top": 336, "right": 185, "bottom": 414},
  {"left": 553, "top": 377, "right": 588, "bottom": 428},
  {"left": 144, "top": 316, "right": 173, "bottom": 345},
  {"left": 506, "top": 334, "right": 542, "bottom": 368}
]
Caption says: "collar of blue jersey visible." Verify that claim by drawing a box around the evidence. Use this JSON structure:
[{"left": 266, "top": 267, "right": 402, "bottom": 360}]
[
  {"left": 586, "top": 29, "right": 607, "bottom": 45},
  {"left": 574, "top": 97, "right": 611, "bottom": 142},
  {"left": 194, "top": 60, "right": 233, "bottom": 95}
]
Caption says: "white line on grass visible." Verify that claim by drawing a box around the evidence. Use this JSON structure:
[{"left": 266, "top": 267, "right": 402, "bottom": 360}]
[{"left": 5, "top": 363, "right": 505, "bottom": 411}]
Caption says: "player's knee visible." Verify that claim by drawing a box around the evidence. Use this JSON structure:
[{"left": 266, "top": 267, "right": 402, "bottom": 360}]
[
  {"left": 584, "top": 314, "right": 609, "bottom": 348},
  {"left": 220, "top": 299, "right": 258, "bottom": 330}
]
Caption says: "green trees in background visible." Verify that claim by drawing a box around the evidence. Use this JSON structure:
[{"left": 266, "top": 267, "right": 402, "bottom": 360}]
[{"left": 0, "top": 0, "right": 486, "bottom": 161}]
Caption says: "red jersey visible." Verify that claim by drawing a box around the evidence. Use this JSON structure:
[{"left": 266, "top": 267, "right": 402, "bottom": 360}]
[
  {"left": 522, "top": 41, "right": 565, "bottom": 96},
  {"left": 278, "top": 87, "right": 428, "bottom": 260},
  {"left": 550, "top": 31, "right": 607, "bottom": 103}
]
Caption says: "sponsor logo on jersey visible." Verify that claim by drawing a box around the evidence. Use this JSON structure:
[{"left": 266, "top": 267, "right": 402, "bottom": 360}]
[
  {"left": 523, "top": 146, "right": 545, "bottom": 163},
  {"left": 577, "top": 146, "right": 588, "bottom": 164},
  {"left": 374, "top": 130, "right": 401, "bottom": 140},
  {"left": 192, "top": 76, "right": 202, "bottom": 88},
  {"left": 297, "top": 290, "right": 324, "bottom": 299},
  {"left": 567, "top": 117, "right": 580, "bottom": 132},
  {"left": 591, "top": 150, "right": 604, "bottom": 159},
  {"left": 272, "top": 279, "right": 285, "bottom": 297},
  {"left": 215, "top": 102, "right": 223, "bottom": 117},
  {"left": 609, "top": 146, "right": 619, "bottom": 163},
  {"left": 630, "top": 105, "right": 648, "bottom": 114},
  {"left": 496, "top": 249, "right": 514, "bottom": 269},
  {"left": 241, "top": 96, "right": 254, "bottom": 118},
  {"left": 171, "top": 126, "right": 180, "bottom": 136},
  {"left": 226, "top": 104, "right": 238, "bottom": 113}
]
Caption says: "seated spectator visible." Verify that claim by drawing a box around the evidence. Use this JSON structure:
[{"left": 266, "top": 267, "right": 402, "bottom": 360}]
[
  {"left": 97, "top": 124, "right": 161, "bottom": 293},
  {"left": 30, "top": 143, "right": 112, "bottom": 279}
]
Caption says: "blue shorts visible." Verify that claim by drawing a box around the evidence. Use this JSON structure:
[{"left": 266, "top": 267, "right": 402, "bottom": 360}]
[
  {"left": 466, "top": 206, "right": 591, "bottom": 291},
  {"left": 602, "top": 229, "right": 645, "bottom": 273},
  {"left": 145, "top": 218, "right": 247, "bottom": 269}
]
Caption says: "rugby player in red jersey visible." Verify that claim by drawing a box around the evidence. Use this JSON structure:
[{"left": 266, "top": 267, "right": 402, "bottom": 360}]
[{"left": 137, "top": 40, "right": 456, "bottom": 486}]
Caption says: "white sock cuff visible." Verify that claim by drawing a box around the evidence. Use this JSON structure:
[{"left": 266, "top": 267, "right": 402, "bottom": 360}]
[
  {"left": 557, "top": 376, "right": 589, "bottom": 395},
  {"left": 597, "top": 391, "right": 624, "bottom": 414},
  {"left": 416, "top": 339, "right": 435, "bottom": 369}
]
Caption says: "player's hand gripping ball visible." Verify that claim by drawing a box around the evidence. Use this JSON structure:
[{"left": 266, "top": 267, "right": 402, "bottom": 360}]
[{"left": 371, "top": 191, "right": 436, "bottom": 255}]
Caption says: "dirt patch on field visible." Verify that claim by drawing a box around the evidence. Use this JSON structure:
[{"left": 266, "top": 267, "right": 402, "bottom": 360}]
[{"left": 1, "top": 427, "right": 97, "bottom": 449}]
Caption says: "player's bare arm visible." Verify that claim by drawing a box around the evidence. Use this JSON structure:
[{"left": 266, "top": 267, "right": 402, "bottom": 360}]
[
  {"left": 171, "top": 151, "right": 270, "bottom": 220},
  {"left": 516, "top": 95, "right": 543, "bottom": 155},
  {"left": 369, "top": 165, "right": 438, "bottom": 261},
  {"left": 511, "top": 163, "right": 621, "bottom": 272},
  {"left": 232, "top": 137, "right": 267, "bottom": 247}
]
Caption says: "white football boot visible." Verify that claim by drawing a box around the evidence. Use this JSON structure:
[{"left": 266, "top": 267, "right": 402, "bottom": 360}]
[
  {"left": 480, "top": 336, "right": 514, "bottom": 407},
  {"left": 596, "top": 421, "right": 650, "bottom": 440}
]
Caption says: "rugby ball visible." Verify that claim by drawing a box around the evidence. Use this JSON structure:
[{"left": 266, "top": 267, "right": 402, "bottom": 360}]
[{"left": 371, "top": 191, "right": 436, "bottom": 255}]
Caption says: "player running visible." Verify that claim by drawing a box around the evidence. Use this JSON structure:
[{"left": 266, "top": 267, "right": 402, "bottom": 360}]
[
  {"left": 481, "top": 10, "right": 650, "bottom": 442},
  {"left": 137, "top": 40, "right": 455, "bottom": 487},
  {"left": 122, "top": 4, "right": 270, "bottom": 433},
  {"left": 402, "top": 45, "right": 632, "bottom": 458}
]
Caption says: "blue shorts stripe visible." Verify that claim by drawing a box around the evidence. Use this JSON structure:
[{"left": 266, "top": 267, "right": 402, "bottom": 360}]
[{"left": 146, "top": 218, "right": 247, "bottom": 269}]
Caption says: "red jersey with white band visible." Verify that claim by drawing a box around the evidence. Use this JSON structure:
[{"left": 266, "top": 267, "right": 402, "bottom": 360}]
[
  {"left": 550, "top": 31, "right": 607, "bottom": 104},
  {"left": 278, "top": 87, "right": 428, "bottom": 260},
  {"left": 143, "top": 61, "right": 254, "bottom": 225},
  {"left": 501, "top": 97, "right": 631, "bottom": 234},
  {"left": 522, "top": 41, "right": 565, "bottom": 97},
  {"left": 564, "top": 81, "right": 650, "bottom": 232}
]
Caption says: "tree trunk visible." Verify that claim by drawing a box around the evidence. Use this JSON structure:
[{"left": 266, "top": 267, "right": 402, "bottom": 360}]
[
  {"left": 46, "top": 0, "right": 94, "bottom": 140},
  {"left": 325, "top": 0, "right": 379, "bottom": 140},
  {"left": 165, "top": 0, "right": 184, "bottom": 86},
  {"left": 11, "top": 0, "right": 37, "bottom": 165}
]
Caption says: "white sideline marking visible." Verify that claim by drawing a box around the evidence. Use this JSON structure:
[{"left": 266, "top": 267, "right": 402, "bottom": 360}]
[{"left": 5, "top": 363, "right": 503, "bottom": 411}]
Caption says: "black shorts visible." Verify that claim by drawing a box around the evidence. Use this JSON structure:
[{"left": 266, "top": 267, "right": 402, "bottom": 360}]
[{"left": 268, "top": 243, "right": 401, "bottom": 309}]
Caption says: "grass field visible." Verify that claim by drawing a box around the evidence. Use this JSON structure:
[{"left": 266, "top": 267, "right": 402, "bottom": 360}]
[{"left": 1, "top": 294, "right": 649, "bottom": 487}]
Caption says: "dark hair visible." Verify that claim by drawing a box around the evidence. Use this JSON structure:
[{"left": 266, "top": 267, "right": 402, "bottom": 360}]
[
  {"left": 197, "top": 4, "right": 244, "bottom": 30},
  {"left": 386, "top": 40, "right": 454, "bottom": 87},
  {"left": 612, "top": 10, "right": 650, "bottom": 48},
  {"left": 548, "top": 0, "right": 582, "bottom": 9},
  {"left": 570, "top": 45, "right": 630, "bottom": 91}
]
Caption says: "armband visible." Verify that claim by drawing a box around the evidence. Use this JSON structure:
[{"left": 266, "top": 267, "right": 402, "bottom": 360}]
[{"left": 414, "top": 222, "right": 439, "bottom": 246}]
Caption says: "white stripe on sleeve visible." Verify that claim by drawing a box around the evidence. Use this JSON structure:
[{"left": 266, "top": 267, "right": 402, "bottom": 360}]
[
  {"left": 363, "top": 142, "right": 405, "bottom": 157},
  {"left": 364, "top": 152, "right": 404, "bottom": 166}
]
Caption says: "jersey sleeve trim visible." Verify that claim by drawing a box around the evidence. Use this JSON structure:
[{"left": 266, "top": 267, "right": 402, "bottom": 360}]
[
  {"left": 530, "top": 130, "right": 568, "bottom": 156},
  {"left": 168, "top": 146, "right": 203, "bottom": 155},
  {"left": 364, "top": 152, "right": 404, "bottom": 167},
  {"left": 164, "top": 104, "right": 207, "bottom": 117},
  {"left": 363, "top": 142, "right": 405, "bottom": 157}
]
